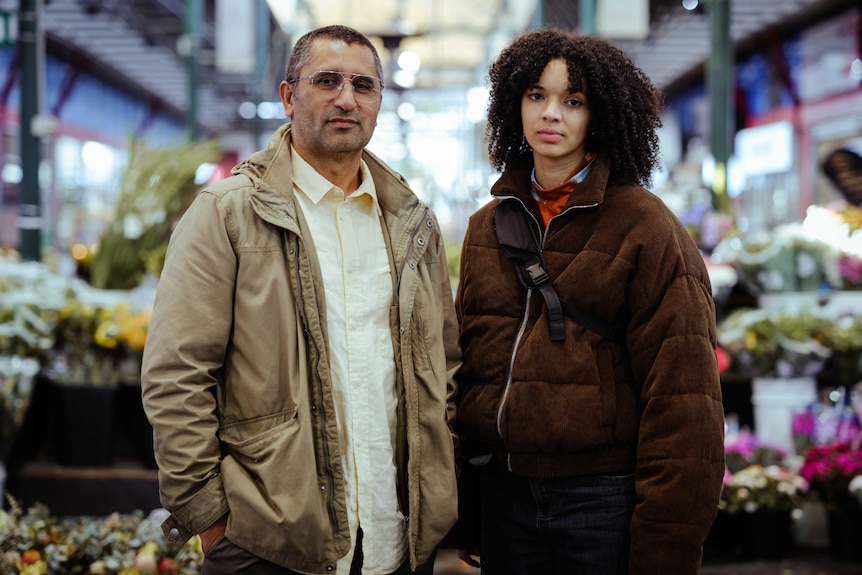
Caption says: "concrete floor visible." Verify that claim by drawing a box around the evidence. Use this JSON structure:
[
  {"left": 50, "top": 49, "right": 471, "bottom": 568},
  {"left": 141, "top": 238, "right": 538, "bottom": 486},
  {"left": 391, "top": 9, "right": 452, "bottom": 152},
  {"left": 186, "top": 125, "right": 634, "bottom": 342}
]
[{"left": 432, "top": 549, "right": 862, "bottom": 574}]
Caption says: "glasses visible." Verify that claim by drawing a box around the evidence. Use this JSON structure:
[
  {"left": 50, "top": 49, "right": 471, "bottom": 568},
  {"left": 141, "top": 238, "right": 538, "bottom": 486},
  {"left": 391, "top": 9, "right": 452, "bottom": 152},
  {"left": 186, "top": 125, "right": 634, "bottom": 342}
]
[{"left": 290, "top": 71, "right": 384, "bottom": 104}]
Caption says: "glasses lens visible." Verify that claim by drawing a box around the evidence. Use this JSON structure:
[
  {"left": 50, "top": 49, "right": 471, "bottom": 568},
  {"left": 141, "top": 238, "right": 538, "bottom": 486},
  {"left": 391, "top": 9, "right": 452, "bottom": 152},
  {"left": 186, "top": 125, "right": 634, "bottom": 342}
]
[
  {"left": 312, "top": 71, "right": 344, "bottom": 90},
  {"left": 310, "top": 71, "right": 381, "bottom": 103}
]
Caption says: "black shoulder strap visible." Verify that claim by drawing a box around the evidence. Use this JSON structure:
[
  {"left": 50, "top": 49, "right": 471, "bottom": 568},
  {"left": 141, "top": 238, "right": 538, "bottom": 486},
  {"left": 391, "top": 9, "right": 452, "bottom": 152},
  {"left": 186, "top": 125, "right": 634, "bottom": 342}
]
[{"left": 493, "top": 200, "right": 627, "bottom": 346}]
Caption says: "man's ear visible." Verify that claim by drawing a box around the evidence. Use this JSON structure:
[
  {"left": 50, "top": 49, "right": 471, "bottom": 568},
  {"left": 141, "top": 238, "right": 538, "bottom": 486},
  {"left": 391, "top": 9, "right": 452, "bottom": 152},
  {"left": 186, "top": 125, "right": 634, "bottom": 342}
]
[{"left": 280, "top": 81, "right": 294, "bottom": 119}]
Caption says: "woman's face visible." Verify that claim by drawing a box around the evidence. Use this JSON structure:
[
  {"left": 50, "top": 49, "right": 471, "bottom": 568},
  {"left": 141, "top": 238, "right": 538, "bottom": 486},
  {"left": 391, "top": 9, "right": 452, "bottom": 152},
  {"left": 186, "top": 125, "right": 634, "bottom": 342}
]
[{"left": 520, "top": 58, "right": 592, "bottom": 170}]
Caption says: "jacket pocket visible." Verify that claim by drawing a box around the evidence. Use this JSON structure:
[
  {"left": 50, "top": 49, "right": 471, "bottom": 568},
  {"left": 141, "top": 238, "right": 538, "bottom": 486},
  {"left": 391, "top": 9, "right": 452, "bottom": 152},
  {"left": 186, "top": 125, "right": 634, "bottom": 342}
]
[
  {"left": 219, "top": 405, "right": 339, "bottom": 563},
  {"left": 219, "top": 407, "right": 298, "bottom": 457}
]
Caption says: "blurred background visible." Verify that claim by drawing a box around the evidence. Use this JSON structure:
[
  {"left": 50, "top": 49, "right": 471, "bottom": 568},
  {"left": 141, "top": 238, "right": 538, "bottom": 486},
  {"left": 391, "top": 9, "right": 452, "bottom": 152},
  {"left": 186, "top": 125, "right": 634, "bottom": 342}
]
[
  {"left": 0, "top": 0, "right": 859, "bottom": 260},
  {"left": 2, "top": 0, "right": 862, "bottom": 573}
]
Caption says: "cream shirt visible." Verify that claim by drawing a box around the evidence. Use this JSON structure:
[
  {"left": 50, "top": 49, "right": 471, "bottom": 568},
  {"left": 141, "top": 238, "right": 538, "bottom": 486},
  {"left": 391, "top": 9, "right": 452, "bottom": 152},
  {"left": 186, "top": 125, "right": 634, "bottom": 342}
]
[{"left": 291, "top": 147, "right": 406, "bottom": 574}]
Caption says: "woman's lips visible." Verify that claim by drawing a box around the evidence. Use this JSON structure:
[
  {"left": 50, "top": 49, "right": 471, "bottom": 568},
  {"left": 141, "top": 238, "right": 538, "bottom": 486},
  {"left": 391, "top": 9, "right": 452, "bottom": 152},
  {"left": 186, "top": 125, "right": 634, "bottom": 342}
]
[{"left": 537, "top": 130, "right": 563, "bottom": 143}]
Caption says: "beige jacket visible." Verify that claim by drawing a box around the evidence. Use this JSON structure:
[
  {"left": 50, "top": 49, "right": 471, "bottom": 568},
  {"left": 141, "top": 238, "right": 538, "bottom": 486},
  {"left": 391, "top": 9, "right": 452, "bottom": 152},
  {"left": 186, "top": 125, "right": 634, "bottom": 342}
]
[{"left": 141, "top": 124, "right": 461, "bottom": 573}]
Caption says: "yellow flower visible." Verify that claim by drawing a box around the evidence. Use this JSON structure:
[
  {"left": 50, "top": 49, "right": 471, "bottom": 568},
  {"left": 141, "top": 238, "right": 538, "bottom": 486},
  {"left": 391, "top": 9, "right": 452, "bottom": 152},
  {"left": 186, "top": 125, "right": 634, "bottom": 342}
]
[
  {"left": 138, "top": 541, "right": 161, "bottom": 556},
  {"left": 93, "top": 320, "right": 120, "bottom": 349},
  {"left": 17, "top": 550, "right": 47, "bottom": 575},
  {"left": 119, "top": 311, "right": 150, "bottom": 351}
]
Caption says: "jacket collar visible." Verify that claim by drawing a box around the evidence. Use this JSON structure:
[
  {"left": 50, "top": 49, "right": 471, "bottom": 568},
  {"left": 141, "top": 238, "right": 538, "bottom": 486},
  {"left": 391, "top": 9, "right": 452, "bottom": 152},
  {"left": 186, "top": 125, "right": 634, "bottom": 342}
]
[
  {"left": 233, "top": 123, "right": 422, "bottom": 222},
  {"left": 491, "top": 154, "right": 612, "bottom": 209}
]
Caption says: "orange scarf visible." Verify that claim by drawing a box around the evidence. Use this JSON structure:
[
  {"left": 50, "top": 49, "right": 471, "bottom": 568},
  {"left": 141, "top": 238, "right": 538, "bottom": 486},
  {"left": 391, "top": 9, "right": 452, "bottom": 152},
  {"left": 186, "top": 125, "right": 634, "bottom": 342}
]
[{"left": 531, "top": 153, "right": 595, "bottom": 226}]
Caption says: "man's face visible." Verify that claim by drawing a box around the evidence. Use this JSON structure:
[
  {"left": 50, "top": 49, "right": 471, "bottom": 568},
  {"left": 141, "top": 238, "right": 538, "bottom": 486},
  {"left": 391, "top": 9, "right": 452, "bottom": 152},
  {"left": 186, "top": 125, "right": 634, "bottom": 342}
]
[{"left": 280, "top": 39, "right": 381, "bottom": 163}]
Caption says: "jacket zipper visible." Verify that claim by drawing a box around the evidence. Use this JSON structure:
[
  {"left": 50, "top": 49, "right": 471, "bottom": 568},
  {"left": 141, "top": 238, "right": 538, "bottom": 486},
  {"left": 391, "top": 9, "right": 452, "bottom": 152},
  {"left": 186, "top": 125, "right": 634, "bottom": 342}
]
[
  {"left": 290, "top": 230, "right": 340, "bottom": 535},
  {"left": 492, "top": 197, "right": 598, "bottom": 470}
]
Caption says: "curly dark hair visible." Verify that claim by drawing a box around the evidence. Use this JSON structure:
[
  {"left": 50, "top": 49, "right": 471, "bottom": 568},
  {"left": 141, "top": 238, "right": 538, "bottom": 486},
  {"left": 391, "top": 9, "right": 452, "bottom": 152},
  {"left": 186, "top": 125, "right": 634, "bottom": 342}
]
[
  {"left": 285, "top": 25, "right": 384, "bottom": 85},
  {"left": 486, "top": 28, "right": 663, "bottom": 187}
]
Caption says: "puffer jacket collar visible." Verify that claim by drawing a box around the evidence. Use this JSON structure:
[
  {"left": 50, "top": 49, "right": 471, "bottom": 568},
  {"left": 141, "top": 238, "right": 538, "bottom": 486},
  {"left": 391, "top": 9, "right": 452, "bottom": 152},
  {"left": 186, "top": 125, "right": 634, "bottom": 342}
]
[{"left": 490, "top": 155, "right": 613, "bottom": 210}]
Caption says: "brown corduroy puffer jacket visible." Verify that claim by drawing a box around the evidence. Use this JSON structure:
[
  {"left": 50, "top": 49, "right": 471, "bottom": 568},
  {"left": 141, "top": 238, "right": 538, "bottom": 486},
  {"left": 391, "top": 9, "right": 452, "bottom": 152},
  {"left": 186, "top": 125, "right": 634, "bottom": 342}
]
[{"left": 455, "top": 156, "right": 725, "bottom": 575}]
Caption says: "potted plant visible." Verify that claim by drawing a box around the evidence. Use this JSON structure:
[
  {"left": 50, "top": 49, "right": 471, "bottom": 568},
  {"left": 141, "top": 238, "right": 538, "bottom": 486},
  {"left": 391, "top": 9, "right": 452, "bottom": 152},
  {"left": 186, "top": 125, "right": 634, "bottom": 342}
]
[{"left": 820, "top": 314, "right": 862, "bottom": 387}]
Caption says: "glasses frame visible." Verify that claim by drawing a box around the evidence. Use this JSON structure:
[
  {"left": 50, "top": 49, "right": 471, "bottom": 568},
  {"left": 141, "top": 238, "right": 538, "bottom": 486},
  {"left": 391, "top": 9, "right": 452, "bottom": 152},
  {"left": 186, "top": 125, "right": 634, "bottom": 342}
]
[{"left": 290, "top": 70, "right": 385, "bottom": 104}]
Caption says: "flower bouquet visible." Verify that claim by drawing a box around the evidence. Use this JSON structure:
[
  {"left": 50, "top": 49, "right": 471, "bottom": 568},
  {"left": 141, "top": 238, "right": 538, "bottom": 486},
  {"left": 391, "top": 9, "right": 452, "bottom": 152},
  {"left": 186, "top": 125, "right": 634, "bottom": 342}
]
[
  {"left": 0, "top": 496, "right": 203, "bottom": 574},
  {"left": 712, "top": 225, "right": 828, "bottom": 294},
  {"left": 799, "top": 439, "right": 862, "bottom": 561},
  {"left": 708, "top": 429, "right": 801, "bottom": 560},
  {"left": 806, "top": 203, "right": 862, "bottom": 291},
  {"left": 798, "top": 439, "right": 862, "bottom": 510},
  {"left": 720, "top": 464, "right": 805, "bottom": 514},
  {"left": 819, "top": 314, "right": 862, "bottom": 387},
  {"left": 45, "top": 293, "right": 150, "bottom": 388},
  {"left": 717, "top": 308, "right": 833, "bottom": 378}
]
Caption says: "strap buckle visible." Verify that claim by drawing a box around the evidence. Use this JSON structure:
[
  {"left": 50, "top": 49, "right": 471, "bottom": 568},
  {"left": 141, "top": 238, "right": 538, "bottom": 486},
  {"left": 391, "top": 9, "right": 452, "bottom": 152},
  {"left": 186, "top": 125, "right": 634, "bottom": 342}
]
[{"left": 525, "top": 262, "right": 549, "bottom": 286}]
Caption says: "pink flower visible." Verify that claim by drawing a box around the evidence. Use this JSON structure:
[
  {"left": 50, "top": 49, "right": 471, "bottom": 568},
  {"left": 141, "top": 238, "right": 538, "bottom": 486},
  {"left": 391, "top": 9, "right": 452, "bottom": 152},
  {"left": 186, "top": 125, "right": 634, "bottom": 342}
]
[
  {"left": 799, "top": 440, "right": 862, "bottom": 509},
  {"left": 839, "top": 255, "right": 862, "bottom": 285}
]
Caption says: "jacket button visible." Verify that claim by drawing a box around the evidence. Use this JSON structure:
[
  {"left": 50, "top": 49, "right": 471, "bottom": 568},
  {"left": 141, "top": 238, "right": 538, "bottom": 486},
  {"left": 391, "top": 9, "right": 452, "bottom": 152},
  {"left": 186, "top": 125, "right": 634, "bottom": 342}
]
[
  {"left": 409, "top": 262, "right": 415, "bottom": 269},
  {"left": 326, "top": 566, "right": 334, "bottom": 572},
  {"left": 168, "top": 528, "right": 180, "bottom": 540},
  {"left": 320, "top": 484, "right": 326, "bottom": 491},
  {"left": 311, "top": 404, "right": 317, "bottom": 411},
  {"left": 417, "top": 237, "right": 425, "bottom": 246}
]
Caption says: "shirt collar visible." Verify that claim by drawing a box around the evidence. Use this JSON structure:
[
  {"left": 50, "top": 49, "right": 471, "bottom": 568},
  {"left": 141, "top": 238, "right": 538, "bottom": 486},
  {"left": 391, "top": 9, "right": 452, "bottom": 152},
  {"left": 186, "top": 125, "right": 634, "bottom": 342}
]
[{"left": 291, "top": 145, "right": 377, "bottom": 205}]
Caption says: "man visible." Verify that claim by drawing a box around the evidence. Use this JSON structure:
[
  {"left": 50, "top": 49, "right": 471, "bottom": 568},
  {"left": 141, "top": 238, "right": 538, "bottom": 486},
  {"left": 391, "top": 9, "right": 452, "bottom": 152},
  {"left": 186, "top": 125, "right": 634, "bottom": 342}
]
[{"left": 141, "top": 25, "right": 461, "bottom": 575}]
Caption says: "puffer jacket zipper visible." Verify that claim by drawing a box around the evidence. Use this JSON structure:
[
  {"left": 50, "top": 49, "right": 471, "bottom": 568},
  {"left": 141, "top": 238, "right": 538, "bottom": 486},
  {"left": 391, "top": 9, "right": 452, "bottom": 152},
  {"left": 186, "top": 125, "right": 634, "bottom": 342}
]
[{"left": 492, "top": 196, "right": 599, "bottom": 470}]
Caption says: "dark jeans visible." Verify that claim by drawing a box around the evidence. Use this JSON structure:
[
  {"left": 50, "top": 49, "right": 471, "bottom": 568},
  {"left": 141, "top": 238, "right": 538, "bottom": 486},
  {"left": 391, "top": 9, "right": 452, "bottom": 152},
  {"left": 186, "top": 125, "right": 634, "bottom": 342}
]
[
  {"left": 201, "top": 528, "right": 436, "bottom": 575},
  {"left": 479, "top": 461, "right": 635, "bottom": 575}
]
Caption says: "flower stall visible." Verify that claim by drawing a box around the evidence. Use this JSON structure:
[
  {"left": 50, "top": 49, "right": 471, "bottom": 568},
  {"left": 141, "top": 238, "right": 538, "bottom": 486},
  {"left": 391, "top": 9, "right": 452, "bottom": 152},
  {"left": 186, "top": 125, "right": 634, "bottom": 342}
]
[
  {"left": 0, "top": 138, "right": 218, "bottom": 476},
  {"left": 707, "top": 430, "right": 805, "bottom": 560},
  {"left": 710, "top": 201, "right": 862, "bottom": 560},
  {"left": 0, "top": 257, "right": 155, "bottom": 472}
]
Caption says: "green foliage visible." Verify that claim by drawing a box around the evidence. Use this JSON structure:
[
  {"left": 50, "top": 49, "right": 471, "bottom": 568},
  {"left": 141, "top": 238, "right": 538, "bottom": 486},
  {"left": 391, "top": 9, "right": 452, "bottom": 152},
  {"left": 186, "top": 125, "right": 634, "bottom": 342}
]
[
  {"left": 89, "top": 139, "right": 221, "bottom": 290},
  {"left": 820, "top": 314, "right": 862, "bottom": 353},
  {"left": 445, "top": 239, "right": 462, "bottom": 293}
]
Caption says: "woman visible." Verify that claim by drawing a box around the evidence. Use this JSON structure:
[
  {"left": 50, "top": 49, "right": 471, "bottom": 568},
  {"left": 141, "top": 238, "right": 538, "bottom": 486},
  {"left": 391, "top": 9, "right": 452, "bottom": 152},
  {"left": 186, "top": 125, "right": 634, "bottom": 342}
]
[{"left": 455, "top": 28, "right": 725, "bottom": 574}]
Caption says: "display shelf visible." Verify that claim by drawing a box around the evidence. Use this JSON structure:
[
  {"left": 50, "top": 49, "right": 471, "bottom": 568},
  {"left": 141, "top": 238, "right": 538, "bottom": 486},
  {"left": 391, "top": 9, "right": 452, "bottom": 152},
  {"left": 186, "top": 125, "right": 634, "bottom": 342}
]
[{"left": 5, "top": 459, "right": 160, "bottom": 517}]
